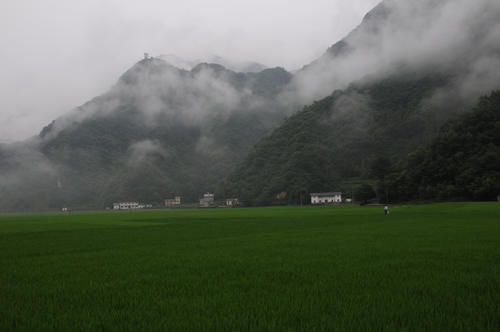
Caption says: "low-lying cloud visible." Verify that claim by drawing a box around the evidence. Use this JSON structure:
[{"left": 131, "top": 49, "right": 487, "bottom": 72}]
[
  {"left": 286, "top": 0, "right": 500, "bottom": 106},
  {"left": 0, "top": 0, "right": 380, "bottom": 142}
]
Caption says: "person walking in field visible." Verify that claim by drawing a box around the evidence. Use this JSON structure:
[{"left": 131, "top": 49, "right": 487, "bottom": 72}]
[{"left": 384, "top": 205, "right": 389, "bottom": 215}]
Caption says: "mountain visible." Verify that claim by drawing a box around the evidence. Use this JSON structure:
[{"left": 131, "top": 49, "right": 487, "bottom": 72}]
[
  {"left": 1, "top": 0, "right": 499, "bottom": 211},
  {"left": 0, "top": 58, "right": 291, "bottom": 211},
  {"left": 223, "top": 0, "right": 500, "bottom": 205}
]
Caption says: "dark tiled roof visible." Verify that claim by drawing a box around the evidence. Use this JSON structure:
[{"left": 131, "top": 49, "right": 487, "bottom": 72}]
[{"left": 310, "top": 192, "right": 342, "bottom": 197}]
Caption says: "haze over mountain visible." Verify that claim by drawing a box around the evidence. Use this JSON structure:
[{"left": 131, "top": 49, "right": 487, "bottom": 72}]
[
  {"left": 0, "top": 0, "right": 380, "bottom": 142},
  {"left": 1, "top": 0, "right": 499, "bottom": 210},
  {"left": 0, "top": 59, "right": 292, "bottom": 210},
  {"left": 159, "top": 54, "right": 268, "bottom": 73},
  {"left": 286, "top": 0, "right": 500, "bottom": 106}
]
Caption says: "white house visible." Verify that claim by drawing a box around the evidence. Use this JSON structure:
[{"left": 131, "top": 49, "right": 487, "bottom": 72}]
[
  {"left": 200, "top": 193, "right": 215, "bottom": 207},
  {"left": 310, "top": 192, "right": 342, "bottom": 205},
  {"left": 113, "top": 202, "right": 141, "bottom": 210},
  {"left": 165, "top": 196, "right": 181, "bottom": 207},
  {"left": 226, "top": 198, "right": 239, "bottom": 207}
]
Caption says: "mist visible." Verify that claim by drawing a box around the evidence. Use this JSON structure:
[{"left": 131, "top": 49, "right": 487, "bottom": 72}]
[
  {"left": 0, "top": 0, "right": 379, "bottom": 142},
  {"left": 286, "top": 0, "right": 500, "bottom": 106}
]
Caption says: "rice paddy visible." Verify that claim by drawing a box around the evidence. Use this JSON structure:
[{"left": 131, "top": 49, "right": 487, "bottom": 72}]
[{"left": 0, "top": 203, "right": 498, "bottom": 330}]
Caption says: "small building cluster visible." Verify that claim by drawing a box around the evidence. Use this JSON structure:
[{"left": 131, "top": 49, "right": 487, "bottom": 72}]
[
  {"left": 310, "top": 192, "right": 342, "bottom": 205},
  {"left": 113, "top": 202, "right": 152, "bottom": 210},
  {"left": 200, "top": 193, "right": 215, "bottom": 207},
  {"left": 111, "top": 191, "right": 349, "bottom": 211},
  {"left": 165, "top": 196, "right": 181, "bottom": 207}
]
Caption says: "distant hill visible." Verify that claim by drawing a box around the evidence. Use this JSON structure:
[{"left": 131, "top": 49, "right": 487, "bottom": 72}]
[{"left": 0, "top": 59, "right": 291, "bottom": 211}]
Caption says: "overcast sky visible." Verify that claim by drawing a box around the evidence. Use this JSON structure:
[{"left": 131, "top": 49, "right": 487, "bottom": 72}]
[{"left": 0, "top": 0, "right": 379, "bottom": 142}]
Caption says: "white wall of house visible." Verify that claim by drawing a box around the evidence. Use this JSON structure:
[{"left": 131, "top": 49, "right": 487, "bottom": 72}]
[
  {"left": 310, "top": 193, "right": 342, "bottom": 205},
  {"left": 113, "top": 202, "right": 142, "bottom": 210},
  {"left": 165, "top": 196, "right": 181, "bottom": 207},
  {"left": 200, "top": 193, "right": 215, "bottom": 207},
  {"left": 226, "top": 198, "right": 239, "bottom": 207}
]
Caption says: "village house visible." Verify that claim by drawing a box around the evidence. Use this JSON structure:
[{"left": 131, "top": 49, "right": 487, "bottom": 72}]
[
  {"left": 165, "top": 196, "right": 181, "bottom": 207},
  {"left": 200, "top": 193, "right": 215, "bottom": 207},
  {"left": 310, "top": 192, "right": 342, "bottom": 205},
  {"left": 113, "top": 202, "right": 152, "bottom": 210},
  {"left": 225, "top": 198, "right": 239, "bottom": 207}
]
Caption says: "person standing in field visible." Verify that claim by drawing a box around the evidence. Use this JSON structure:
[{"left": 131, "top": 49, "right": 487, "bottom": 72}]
[{"left": 384, "top": 205, "right": 389, "bottom": 215}]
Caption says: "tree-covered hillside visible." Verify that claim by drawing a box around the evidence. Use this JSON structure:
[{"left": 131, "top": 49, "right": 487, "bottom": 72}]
[
  {"left": 386, "top": 91, "right": 500, "bottom": 202},
  {"left": 223, "top": 73, "right": 458, "bottom": 205}
]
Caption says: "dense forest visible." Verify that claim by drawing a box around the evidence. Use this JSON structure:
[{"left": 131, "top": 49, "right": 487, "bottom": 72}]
[
  {"left": 224, "top": 88, "right": 500, "bottom": 205},
  {"left": 222, "top": 73, "right": 455, "bottom": 205},
  {"left": 384, "top": 91, "right": 500, "bottom": 202}
]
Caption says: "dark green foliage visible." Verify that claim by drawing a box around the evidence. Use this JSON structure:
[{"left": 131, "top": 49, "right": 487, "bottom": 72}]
[
  {"left": 354, "top": 184, "right": 376, "bottom": 204},
  {"left": 370, "top": 157, "right": 393, "bottom": 203},
  {"left": 225, "top": 73, "right": 451, "bottom": 205},
  {"left": 0, "top": 203, "right": 498, "bottom": 330},
  {"left": 387, "top": 91, "right": 500, "bottom": 201},
  {"left": 370, "top": 156, "right": 392, "bottom": 181}
]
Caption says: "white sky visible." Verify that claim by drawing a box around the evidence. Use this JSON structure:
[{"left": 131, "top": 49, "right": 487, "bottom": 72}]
[{"left": 0, "top": 0, "right": 379, "bottom": 142}]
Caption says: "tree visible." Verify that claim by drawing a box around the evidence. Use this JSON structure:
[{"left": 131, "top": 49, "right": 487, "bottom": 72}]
[
  {"left": 370, "top": 157, "right": 393, "bottom": 203},
  {"left": 388, "top": 90, "right": 500, "bottom": 202},
  {"left": 354, "top": 184, "right": 376, "bottom": 205},
  {"left": 370, "top": 157, "right": 392, "bottom": 181}
]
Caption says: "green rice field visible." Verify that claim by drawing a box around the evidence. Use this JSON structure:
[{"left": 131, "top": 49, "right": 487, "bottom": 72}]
[{"left": 0, "top": 203, "right": 498, "bottom": 330}]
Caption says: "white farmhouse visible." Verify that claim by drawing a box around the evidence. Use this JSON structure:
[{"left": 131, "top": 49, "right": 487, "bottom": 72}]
[
  {"left": 226, "top": 198, "right": 239, "bottom": 207},
  {"left": 165, "top": 196, "right": 181, "bottom": 207},
  {"left": 310, "top": 192, "right": 342, "bottom": 205},
  {"left": 200, "top": 193, "right": 215, "bottom": 207},
  {"left": 113, "top": 202, "right": 141, "bottom": 210}
]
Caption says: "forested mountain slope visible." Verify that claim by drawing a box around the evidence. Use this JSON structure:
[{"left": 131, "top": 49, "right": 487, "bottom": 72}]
[
  {"left": 223, "top": 73, "right": 455, "bottom": 205},
  {"left": 386, "top": 91, "right": 500, "bottom": 202}
]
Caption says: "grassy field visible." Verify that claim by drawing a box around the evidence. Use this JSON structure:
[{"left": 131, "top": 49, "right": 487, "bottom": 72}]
[{"left": 0, "top": 203, "right": 498, "bottom": 330}]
